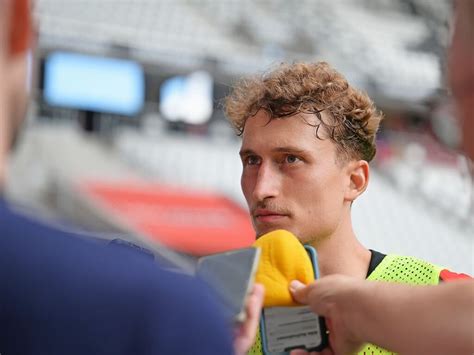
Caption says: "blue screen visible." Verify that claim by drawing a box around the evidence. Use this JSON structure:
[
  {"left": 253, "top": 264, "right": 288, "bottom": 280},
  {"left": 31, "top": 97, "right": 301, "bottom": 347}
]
[{"left": 43, "top": 52, "right": 145, "bottom": 116}]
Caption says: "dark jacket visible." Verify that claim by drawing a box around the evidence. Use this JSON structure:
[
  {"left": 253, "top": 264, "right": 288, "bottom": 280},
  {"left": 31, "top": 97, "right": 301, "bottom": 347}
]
[{"left": 0, "top": 198, "right": 233, "bottom": 355}]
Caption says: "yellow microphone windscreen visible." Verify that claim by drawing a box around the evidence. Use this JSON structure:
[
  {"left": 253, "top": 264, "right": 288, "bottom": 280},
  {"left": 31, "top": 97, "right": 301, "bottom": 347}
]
[{"left": 253, "top": 229, "right": 314, "bottom": 307}]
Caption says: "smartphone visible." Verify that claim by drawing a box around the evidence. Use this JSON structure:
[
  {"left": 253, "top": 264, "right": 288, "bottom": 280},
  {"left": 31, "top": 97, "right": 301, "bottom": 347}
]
[
  {"left": 196, "top": 247, "right": 261, "bottom": 323},
  {"left": 259, "top": 245, "right": 328, "bottom": 354}
]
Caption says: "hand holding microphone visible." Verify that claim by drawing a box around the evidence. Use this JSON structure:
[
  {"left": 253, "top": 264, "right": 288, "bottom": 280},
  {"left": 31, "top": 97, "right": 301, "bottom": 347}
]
[
  {"left": 253, "top": 229, "right": 315, "bottom": 307},
  {"left": 251, "top": 229, "right": 328, "bottom": 354}
]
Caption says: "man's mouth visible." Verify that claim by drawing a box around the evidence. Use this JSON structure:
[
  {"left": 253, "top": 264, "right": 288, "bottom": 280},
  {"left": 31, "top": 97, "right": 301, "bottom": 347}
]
[{"left": 254, "top": 209, "right": 288, "bottom": 222}]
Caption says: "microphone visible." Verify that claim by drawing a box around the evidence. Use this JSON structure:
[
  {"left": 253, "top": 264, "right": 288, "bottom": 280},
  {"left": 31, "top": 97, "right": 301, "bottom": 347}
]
[{"left": 253, "top": 229, "right": 314, "bottom": 307}]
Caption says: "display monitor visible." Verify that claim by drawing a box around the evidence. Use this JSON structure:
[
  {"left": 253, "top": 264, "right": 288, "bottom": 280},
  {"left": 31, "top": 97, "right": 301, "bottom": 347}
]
[
  {"left": 43, "top": 51, "right": 145, "bottom": 116},
  {"left": 159, "top": 71, "right": 213, "bottom": 125}
]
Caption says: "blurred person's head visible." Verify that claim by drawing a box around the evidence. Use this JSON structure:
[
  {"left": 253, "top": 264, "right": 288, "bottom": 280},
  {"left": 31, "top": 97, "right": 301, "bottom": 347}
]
[
  {"left": 449, "top": 0, "right": 474, "bottom": 161},
  {"left": 0, "top": 0, "right": 32, "bottom": 189},
  {"left": 225, "top": 62, "right": 383, "bottom": 245}
]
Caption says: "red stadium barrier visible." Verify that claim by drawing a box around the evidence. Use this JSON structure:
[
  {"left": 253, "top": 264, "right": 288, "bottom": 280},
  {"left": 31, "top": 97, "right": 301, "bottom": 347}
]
[{"left": 79, "top": 180, "right": 255, "bottom": 255}]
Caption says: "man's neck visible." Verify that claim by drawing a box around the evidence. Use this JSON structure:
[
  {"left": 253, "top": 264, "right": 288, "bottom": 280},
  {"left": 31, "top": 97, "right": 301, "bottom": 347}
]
[{"left": 310, "top": 217, "right": 371, "bottom": 279}]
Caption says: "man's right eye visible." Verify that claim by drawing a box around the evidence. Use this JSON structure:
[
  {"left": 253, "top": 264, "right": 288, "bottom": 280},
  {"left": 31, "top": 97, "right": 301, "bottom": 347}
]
[{"left": 244, "top": 155, "right": 261, "bottom": 166}]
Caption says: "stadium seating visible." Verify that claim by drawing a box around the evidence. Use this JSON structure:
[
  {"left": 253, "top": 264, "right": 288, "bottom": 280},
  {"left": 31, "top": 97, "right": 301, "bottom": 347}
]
[{"left": 19, "top": 0, "right": 470, "bottom": 274}]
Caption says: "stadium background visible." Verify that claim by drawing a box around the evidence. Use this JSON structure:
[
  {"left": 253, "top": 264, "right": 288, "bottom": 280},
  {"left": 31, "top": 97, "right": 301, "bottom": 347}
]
[{"left": 6, "top": 0, "right": 473, "bottom": 273}]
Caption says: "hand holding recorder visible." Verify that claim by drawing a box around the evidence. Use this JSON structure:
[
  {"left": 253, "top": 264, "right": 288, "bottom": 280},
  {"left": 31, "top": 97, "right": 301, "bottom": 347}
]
[{"left": 249, "top": 229, "right": 329, "bottom": 354}]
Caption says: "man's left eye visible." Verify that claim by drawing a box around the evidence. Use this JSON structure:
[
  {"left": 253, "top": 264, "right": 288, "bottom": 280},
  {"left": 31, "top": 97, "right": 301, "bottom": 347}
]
[{"left": 285, "top": 155, "right": 301, "bottom": 164}]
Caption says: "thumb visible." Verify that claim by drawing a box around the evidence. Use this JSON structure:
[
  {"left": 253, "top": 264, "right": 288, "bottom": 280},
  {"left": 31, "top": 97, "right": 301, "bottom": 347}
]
[{"left": 289, "top": 280, "right": 309, "bottom": 304}]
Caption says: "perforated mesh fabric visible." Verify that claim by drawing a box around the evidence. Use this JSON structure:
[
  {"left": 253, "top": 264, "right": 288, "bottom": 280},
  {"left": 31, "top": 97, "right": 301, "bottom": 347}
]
[
  {"left": 357, "top": 254, "right": 442, "bottom": 355},
  {"left": 359, "top": 343, "right": 392, "bottom": 354},
  {"left": 248, "top": 326, "right": 263, "bottom": 354},
  {"left": 249, "top": 255, "right": 442, "bottom": 355},
  {"left": 367, "top": 254, "right": 442, "bottom": 285}
]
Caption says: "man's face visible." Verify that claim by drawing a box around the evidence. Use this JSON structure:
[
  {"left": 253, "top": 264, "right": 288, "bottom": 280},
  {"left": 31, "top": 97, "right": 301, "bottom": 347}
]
[{"left": 240, "top": 110, "right": 350, "bottom": 244}]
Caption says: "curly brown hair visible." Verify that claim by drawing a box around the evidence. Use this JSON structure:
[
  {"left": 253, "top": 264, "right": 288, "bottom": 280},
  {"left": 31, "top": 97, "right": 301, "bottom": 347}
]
[{"left": 225, "top": 62, "right": 383, "bottom": 162}]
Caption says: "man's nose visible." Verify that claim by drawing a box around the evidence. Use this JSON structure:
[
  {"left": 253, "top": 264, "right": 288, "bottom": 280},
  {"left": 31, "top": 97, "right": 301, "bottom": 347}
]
[{"left": 252, "top": 163, "right": 280, "bottom": 202}]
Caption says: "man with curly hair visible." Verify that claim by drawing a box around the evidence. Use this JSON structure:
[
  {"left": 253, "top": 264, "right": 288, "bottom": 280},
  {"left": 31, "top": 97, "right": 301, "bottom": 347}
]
[{"left": 225, "top": 61, "right": 469, "bottom": 355}]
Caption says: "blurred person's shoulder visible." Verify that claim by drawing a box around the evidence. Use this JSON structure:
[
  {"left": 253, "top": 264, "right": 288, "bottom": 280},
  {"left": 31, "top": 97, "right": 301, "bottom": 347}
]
[
  {"left": 0, "top": 196, "right": 209, "bottom": 294},
  {"left": 0, "top": 197, "right": 234, "bottom": 354}
]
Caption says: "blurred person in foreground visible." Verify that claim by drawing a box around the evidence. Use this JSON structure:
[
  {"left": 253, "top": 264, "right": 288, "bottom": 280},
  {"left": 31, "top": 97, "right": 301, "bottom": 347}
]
[
  {"left": 288, "top": 0, "right": 474, "bottom": 354},
  {"left": 225, "top": 7, "right": 471, "bottom": 355},
  {"left": 0, "top": 1, "right": 262, "bottom": 354}
]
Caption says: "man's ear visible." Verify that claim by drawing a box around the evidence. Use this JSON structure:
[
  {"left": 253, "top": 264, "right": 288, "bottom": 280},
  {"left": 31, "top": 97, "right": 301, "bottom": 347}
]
[{"left": 344, "top": 160, "right": 369, "bottom": 202}]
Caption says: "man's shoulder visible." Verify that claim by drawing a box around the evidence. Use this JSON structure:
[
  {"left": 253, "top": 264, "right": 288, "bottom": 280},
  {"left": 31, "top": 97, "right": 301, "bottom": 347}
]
[
  {"left": 369, "top": 252, "right": 471, "bottom": 284},
  {"left": 368, "top": 254, "right": 442, "bottom": 284},
  {"left": 0, "top": 198, "right": 203, "bottom": 297},
  {"left": 0, "top": 199, "right": 234, "bottom": 354}
]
